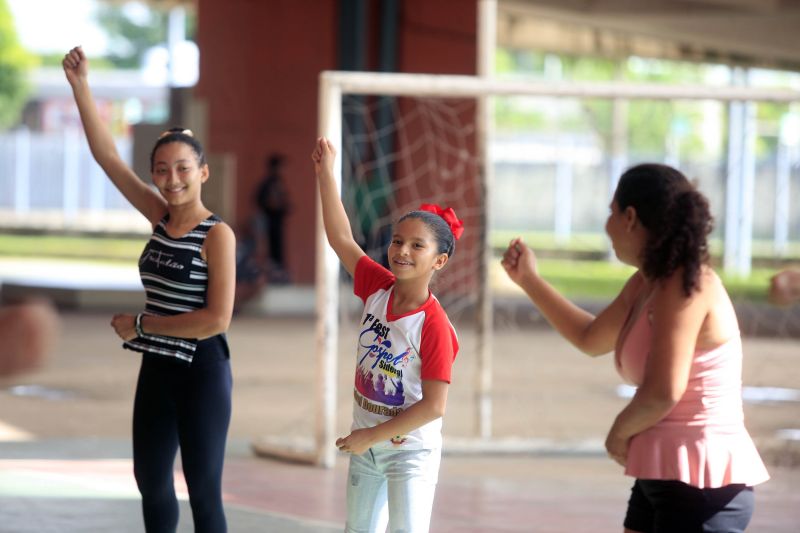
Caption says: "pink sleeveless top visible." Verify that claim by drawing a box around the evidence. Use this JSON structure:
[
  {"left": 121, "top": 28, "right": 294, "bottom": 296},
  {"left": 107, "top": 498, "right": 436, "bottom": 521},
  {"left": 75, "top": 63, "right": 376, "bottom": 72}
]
[{"left": 615, "top": 289, "right": 770, "bottom": 489}]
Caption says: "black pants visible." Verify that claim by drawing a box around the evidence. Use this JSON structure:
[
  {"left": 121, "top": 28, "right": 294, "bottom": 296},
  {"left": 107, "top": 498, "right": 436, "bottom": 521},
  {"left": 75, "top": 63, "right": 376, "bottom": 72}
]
[
  {"left": 133, "top": 336, "right": 232, "bottom": 533},
  {"left": 265, "top": 212, "right": 286, "bottom": 267},
  {"left": 624, "top": 479, "right": 754, "bottom": 533}
]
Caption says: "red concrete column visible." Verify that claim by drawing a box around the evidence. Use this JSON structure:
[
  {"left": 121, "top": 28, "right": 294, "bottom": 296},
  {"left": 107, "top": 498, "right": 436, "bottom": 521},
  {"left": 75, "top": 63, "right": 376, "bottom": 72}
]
[{"left": 194, "top": 0, "right": 477, "bottom": 283}]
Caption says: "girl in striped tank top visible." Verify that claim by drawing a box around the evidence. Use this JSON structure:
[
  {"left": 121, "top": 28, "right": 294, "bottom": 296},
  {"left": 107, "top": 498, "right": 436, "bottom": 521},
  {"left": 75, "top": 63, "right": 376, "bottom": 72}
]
[{"left": 64, "top": 47, "right": 235, "bottom": 533}]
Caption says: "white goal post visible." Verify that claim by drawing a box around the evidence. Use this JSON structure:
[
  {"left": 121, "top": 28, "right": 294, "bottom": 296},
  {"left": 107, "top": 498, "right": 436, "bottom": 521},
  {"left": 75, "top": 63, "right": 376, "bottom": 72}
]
[{"left": 251, "top": 70, "right": 800, "bottom": 468}]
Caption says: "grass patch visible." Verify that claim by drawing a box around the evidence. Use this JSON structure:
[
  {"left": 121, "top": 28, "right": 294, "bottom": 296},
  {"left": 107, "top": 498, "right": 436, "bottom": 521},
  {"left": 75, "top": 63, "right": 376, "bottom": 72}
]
[
  {"left": 493, "top": 230, "right": 800, "bottom": 261},
  {"left": 0, "top": 232, "right": 778, "bottom": 302},
  {"left": 491, "top": 230, "right": 787, "bottom": 302},
  {"left": 537, "top": 259, "right": 634, "bottom": 299},
  {"left": 0, "top": 234, "right": 146, "bottom": 263},
  {"left": 493, "top": 256, "right": 774, "bottom": 302},
  {"left": 719, "top": 270, "right": 773, "bottom": 302},
  {"left": 534, "top": 259, "right": 773, "bottom": 302},
  {"left": 491, "top": 230, "right": 607, "bottom": 253}
]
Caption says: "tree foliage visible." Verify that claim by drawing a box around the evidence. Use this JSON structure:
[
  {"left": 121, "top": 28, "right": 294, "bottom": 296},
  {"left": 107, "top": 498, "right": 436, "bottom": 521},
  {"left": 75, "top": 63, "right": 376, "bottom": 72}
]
[
  {"left": 0, "top": 0, "right": 34, "bottom": 130},
  {"left": 96, "top": 2, "right": 197, "bottom": 69},
  {"left": 494, "top": 48, "right": 716, "bottom": 159},
  {"left": 97, "top": 2, "right": 167, "bottom": 69}
]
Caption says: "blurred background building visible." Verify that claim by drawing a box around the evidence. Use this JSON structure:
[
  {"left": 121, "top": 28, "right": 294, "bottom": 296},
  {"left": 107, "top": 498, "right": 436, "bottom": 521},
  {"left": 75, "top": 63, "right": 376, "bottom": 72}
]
[{"left": 1, "top": 0, "right": 799, "bottom": 285}]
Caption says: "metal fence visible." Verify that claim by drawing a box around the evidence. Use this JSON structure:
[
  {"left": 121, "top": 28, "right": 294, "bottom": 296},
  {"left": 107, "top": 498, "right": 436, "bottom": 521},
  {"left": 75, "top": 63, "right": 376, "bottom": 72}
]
[{"left": 0, "top": 128, "right": 148, "bottom": 234}]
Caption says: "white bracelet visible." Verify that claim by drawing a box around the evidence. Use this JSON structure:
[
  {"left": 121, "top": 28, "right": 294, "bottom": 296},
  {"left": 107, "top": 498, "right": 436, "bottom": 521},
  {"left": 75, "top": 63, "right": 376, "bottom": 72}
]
[{"left": 134, "top": 313, "right": 145, "bottom": 337}]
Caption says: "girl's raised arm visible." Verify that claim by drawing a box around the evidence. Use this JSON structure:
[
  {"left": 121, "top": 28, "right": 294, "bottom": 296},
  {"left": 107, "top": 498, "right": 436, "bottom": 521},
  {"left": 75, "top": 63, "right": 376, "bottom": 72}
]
[
  {"left": 502, "top": 237, "right": 634, "bottom": 356},
  {"left": 63, "top": 46, "right": 166, "bottom": 226},
  {"left": 311, "top": 137, "right": 365, "bottom": 276}
]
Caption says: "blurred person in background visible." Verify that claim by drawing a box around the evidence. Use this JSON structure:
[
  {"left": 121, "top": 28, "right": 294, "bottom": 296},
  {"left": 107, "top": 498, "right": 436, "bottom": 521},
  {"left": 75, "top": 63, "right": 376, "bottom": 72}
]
[
  {"left": 768, "top": 267, "right": 800, "bottom": 306},
  {"left": 255, "top": 153, "right": 291, "bottom": 283}
]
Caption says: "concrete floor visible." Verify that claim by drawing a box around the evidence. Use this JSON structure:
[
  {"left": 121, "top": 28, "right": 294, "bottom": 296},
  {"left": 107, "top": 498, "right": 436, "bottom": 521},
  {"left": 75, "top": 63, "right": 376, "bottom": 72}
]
[{"left": 0, "top": 311, "right": 799, "bottom": 531}]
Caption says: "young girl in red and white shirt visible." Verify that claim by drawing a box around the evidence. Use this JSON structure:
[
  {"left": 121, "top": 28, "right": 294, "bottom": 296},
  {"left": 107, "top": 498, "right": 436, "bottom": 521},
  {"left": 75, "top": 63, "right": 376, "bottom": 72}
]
[{"left": 312, "top": 137, "right": 462, "bottom": 533}]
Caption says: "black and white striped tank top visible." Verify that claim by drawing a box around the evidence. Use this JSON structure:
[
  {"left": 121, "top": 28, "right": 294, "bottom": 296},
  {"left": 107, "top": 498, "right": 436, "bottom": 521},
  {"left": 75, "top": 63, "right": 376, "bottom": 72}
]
[{"left": 123, "top": 213, "right": 221, "bottom": 363}]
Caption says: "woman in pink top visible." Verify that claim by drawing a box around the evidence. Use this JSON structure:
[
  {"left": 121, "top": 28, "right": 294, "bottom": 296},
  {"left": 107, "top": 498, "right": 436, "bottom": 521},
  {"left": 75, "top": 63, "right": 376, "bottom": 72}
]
[{"left": 502, "top": 164, "right": 768, "bottom": 532}]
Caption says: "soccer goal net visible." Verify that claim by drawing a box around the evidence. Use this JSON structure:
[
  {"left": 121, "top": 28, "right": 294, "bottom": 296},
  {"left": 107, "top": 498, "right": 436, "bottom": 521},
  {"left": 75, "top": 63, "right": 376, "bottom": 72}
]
[{"left": 254, "top": 70, "right": 800, "bottom": 468}]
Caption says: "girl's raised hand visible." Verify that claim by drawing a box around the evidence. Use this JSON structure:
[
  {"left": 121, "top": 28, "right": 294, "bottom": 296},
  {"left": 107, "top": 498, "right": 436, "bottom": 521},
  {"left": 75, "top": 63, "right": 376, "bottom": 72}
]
[
  {"left": 62, "top": 46, "right": 89, "bottom": 86},
  {"left": 501, "top": 237, "right": 539, "bottom": 287},
  {"left": 311, "top": 137, "right": 336, "bottom": 177}
]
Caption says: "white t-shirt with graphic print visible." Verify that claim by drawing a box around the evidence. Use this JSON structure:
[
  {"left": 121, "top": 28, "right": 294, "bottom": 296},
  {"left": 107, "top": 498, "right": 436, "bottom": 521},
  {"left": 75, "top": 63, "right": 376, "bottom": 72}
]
[{"left": 351, "top": 256, "right": 458, "bottom": 450}]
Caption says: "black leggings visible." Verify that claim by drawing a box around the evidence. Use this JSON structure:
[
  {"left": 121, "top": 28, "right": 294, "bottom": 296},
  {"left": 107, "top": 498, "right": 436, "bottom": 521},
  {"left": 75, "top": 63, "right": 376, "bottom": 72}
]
[
  {"left": 132, "top": 336, "right": 232, "bottom": 533},
  {"left": 624, "top": 479, "right": 754, "bottom": 533}
]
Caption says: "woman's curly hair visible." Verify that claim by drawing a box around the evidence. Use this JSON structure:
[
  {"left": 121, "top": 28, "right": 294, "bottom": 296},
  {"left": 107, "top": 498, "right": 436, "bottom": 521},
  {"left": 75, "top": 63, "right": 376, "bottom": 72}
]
[{"left": 614, "top": 163, "right": 713, "bottom": 296}]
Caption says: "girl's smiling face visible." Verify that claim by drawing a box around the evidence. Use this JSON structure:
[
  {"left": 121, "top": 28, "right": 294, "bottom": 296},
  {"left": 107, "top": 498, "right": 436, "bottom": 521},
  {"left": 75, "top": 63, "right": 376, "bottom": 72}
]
[
  {"left": 151, "top": 142, "right": 208, "bottom": 205},
  {"left": 387, "top": 217, "right": 448, "bottom": 280}
]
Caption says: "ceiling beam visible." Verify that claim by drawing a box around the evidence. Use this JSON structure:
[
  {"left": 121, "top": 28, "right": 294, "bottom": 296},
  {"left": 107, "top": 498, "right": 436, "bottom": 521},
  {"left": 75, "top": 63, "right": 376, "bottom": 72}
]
[
  {"left": 498, "top": 0, "right": 800, "bottom": 71},
  {"left": 681, "top": 0, "right": 785, "bottom": 13},
  {"left": 501, "top": 0, "right": 800, "bottom": 16}
]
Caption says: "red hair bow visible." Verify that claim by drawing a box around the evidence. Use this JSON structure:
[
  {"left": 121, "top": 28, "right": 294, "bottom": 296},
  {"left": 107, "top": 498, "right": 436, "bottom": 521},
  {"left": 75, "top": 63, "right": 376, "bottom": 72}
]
[{"left": 419, "top": 203, "right": 464, "bottom": 240}]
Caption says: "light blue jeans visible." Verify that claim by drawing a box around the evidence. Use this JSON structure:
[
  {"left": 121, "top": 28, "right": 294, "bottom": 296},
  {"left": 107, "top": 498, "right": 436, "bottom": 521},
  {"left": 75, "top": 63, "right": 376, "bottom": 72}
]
[{"left": 345, "top": 447, "right": 441, "bottom": 533}]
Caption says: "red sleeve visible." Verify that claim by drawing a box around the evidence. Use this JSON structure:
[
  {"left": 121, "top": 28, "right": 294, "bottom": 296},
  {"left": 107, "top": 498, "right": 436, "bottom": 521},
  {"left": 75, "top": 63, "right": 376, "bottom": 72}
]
[
  {"left": 353, "top": 256, "right": 395, "bottom": 303},
  {"left": 419, "top": 306, "right": 458, "bottom": 383}
]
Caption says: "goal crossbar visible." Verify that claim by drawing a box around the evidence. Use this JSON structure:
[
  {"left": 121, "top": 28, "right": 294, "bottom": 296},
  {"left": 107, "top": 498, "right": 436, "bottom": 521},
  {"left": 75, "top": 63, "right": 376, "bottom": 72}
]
[{"left": 321, "top": 70, "right": 800, "bottom": 102}]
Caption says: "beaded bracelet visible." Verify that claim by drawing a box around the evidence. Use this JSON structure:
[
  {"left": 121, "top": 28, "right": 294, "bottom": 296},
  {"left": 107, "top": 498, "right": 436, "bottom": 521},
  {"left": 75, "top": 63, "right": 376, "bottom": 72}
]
[{"left": 134, "top": 313, "right": 145, "bottom": 338}]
